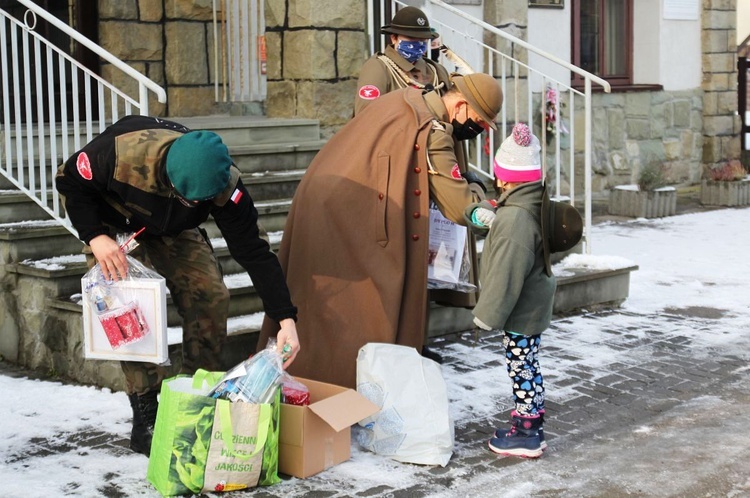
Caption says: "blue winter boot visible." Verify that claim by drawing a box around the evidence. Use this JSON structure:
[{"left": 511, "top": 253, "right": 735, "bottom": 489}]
[
  {"left": 488, "top": 412, "right": 543, "bottom": 458},
  {"left": 494, "top": 409, "right": 547, "bottom": 451}
]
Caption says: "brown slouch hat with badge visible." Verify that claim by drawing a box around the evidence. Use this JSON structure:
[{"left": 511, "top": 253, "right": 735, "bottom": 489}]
[{"left": 381, "top": 6, "right": 438, "bottom": 39}]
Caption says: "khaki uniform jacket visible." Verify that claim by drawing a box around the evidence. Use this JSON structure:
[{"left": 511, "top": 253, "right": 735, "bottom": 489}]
[
  {"left": 259, "top": 88, "right": 481, "bottom": 387},
  {"left": 354, "top": 45, "right": 451, "bottom": 116}
]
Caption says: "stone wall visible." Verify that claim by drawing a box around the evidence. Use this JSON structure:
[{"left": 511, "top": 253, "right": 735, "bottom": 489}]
[
  {"left": 702, "top": 0, "right": 742, "bottom": 175},
  {"left": 98, "top": 0, "right": 223, "bottom": 117},
  {"left": 570, "top": 89, "right": 705, "bottom": 192},
  {"left": 265, "top": 0, "right": 366, "bottom": 135}
]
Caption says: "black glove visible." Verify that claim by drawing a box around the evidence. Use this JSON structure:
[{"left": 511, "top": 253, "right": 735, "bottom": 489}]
[{"left": 461, "top": 170, "right": 487, "bottom": 193}]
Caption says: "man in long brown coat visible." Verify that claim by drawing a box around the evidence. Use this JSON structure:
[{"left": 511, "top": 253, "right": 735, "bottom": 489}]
[{"left": 260, "top": 73, "right": 503, "bottom": 388}]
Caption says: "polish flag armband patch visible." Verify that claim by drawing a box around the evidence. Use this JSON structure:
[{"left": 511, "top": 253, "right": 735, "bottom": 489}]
[{"left": 230, "top": 188, "right": 243, "bottom": 204}]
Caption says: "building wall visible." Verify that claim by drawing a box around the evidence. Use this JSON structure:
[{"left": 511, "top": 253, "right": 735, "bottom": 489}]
[
  {"left": 264, "top": 0, "right": 366, "bottom": 135},
  {"left": 97, "top": 0, "right": 739, "bottom": 186},
  {"left": 702, "top": 0, "right": 742, "bottom": 172},
  {"left": 578, "top": 89, "right": 704, "bottom": 191},
  {"left": 97, "top": 0, "right": 225, "bottom": 117},
  {"left": 525, "top": 0, "right": 738, "bottom": 185}
]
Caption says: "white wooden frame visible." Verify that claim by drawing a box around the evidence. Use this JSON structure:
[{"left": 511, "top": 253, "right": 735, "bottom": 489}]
[{"left": 82, "top": 277, "right": 168, "bottom": 363}]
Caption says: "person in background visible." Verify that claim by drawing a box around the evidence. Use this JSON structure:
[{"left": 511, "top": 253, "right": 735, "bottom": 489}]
[
  {"left": 354, "top": 6, "right": 451, "bottom": 115},
  {"left": 56, "top": 115, "right": 300, "bottom": 456},
  {"left": 259, "top": 73, "right": 503, "bottom": 389},
  {"left": 464, "top": 122, "right": 556, "bottom": 459}
]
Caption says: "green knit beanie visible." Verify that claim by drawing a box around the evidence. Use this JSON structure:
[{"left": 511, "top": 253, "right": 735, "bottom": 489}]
[{"left": 166, "top": 131, "right": 232, "bottom": 201}]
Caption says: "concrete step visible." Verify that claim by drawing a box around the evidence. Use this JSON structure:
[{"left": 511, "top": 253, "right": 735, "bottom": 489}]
[
  {"left": 9, "top": 258, "right": 268, "bottom": 327},
  {"left": 242, "top": 170, "right": 305, "bottom": 202},
  {"left": 18, "top": 244, "right": 637, "bottom": 339},
  {"left": 0, "top": 190, "right": 55, "bottom": 224},
  {"left": 0, "top": 221, "right": 83, "bottom": 263},
  {"left": 230, "top": 141, "right": 324, "bottom": 175},
  {"left": 33, "top": 262, "right": 638, "bottom": 391},
  {"left": 0, "top": 193, "right": 291, "bottom": 254},
  {"left": 42, "top": 301, "right": 260, "bottom": 390},
  {"left": 0, "top": 165, "right": 59, "bottom": 190},
  {"left": 203, "top": 199, "right": 292, "bottom": 237},
  {"left": 426, "top": 264, "right": 639, "bottom": 337},
  {"left": 4, "top": 229, "right": 283, "bottom": 300},
  {"left": 0, "top": 117, "right": 322, "bottom": 200},
  {"left": 172, "top": 116, "right": 322, "bottom": 146},
  {"left": 0, "top": 116, "right": 322, "bottom": 156}
]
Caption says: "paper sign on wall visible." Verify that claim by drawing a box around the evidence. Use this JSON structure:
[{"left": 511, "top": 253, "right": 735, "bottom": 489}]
[{"left": 664, "top": 0, "right": 698, "bottom": 20}]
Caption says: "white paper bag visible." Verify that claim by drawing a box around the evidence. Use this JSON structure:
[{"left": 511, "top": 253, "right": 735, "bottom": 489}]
[{"left": 356, "top": 343, "right": 454, "bottom": 466}]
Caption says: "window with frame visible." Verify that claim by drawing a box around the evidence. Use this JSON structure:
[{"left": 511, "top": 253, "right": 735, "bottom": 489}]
[{"left": 572, "top": 0, "right": 633, "bottom": 87}]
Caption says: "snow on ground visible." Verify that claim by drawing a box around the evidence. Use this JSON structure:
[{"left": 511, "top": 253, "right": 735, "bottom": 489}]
[{"left": 1, "top": 208, "right": 749, "bottom": 497}]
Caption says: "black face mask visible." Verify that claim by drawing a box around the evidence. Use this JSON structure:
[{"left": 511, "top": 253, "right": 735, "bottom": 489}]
[
  {"left": 451, "top": 117, "right": 484, "bottom": 141},
  {"left": 452, "top": 106, "right": 485, "bottom": 141}
]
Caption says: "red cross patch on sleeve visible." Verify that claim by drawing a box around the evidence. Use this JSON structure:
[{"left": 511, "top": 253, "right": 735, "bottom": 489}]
[
  {"left": 358, "top": 85, "right": 381, "bottom": 100},
  {"left": 76, "top": 152, "right": 93, "bottom": 180},
  {"left": 450, "top": 164, "right": 463, "bottom": 180}
]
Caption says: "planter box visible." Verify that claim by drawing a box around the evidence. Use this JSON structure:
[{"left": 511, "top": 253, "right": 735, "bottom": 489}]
[
  {"left": 608, "top": 185, "right": 676, "bottom": 218},
  {"left": 700, "top": 179, "right": 750, "bottom": 206}
]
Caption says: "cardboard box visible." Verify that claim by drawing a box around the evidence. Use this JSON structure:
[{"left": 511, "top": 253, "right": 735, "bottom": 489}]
[{"left": 279, "top": 377, "right": 379, "bottom": 478}]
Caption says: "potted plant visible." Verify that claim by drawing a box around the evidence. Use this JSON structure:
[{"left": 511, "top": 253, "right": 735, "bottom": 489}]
[
  {"left": 700, "top": 160, "right": 750, "bottom": 206},
  {"left": 608, "top": 163, "right": 677, "bottom": 218}
]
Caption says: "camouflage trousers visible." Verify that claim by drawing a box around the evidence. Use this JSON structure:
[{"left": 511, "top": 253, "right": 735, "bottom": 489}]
[{"left": 85, "top": 228, "right": 230, "bottom": 395}]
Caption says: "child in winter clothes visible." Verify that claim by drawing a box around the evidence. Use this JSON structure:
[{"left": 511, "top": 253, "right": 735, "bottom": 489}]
[{"left": 464, "top": 122, "right": 556, "bottom": 458}]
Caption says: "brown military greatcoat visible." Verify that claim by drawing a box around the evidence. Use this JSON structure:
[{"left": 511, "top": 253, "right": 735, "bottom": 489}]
[{"left": 259, "top": 88, "right": 480, "bottom": 387}]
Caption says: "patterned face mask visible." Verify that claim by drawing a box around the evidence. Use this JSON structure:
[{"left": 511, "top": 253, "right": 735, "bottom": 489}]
[{"left": 396, "top": 40, "right": 428, "bottom": 63}]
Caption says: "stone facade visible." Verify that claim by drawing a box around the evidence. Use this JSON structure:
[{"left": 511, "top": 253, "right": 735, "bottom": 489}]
[
  {"left": 264, "top": 0, "right": 366, "bottom": 135},
  {"left": 571, "top": 90, "right": 705, "bottom": 191},
  {"left": 702, "top": 0, "right": 742, "bottom": 176},
  {"left": 94, "top": 0, "right": 740, "bottom": 188},
  {"left": 97, "top": 0, "right": 223, "bottom": 117}
]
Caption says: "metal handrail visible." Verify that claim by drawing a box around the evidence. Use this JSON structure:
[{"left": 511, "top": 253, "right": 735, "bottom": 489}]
[
  {"left": 15, "top": 0, "right": 166, "bottom": 106},
  {"left": 428, "top": 0, "right": 610, "bottom": 254},
  {"left": 431, "top": 0, "right": 610, "bottom": 92},
  {"left": 1, "top": 2, "right": 167, "bottom": 238},
  {"left": 374, "top": 0, "right": 610, "bottom": 253}
]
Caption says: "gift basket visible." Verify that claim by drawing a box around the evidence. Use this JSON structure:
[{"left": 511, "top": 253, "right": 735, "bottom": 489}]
[
  {"left": 81, "top": 229, "right": 168, "bottom": 363},
  {"left": 82, "top": 230, "right": 158, "bottom": 349}
]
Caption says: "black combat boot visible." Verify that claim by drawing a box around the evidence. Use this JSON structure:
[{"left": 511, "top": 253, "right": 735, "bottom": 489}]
[
  {"left": 128, "top": 390, "right": 158, "bottom": 456},
  {"left": 421, "top": 346, "right": 444, "bottom": 364}
]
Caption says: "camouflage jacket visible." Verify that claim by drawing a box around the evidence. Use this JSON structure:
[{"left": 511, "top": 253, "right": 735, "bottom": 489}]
[{"left": 56, "top": 115, "right": 297, "bottom": 322}]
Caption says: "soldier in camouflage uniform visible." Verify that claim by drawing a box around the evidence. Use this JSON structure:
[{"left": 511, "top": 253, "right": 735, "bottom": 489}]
[{"left": 56, "top": 115, "right": 300, "bottom": 456}]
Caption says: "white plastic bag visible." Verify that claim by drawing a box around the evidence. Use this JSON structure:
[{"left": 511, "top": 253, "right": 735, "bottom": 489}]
[{"left": 356, "top": 343, "right": 454, "bottom": 466}]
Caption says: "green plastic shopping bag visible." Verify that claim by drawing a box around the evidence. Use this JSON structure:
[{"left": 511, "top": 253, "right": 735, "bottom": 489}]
[{"left": 146, "top": 370, "right": 281, "bottom": 496}]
